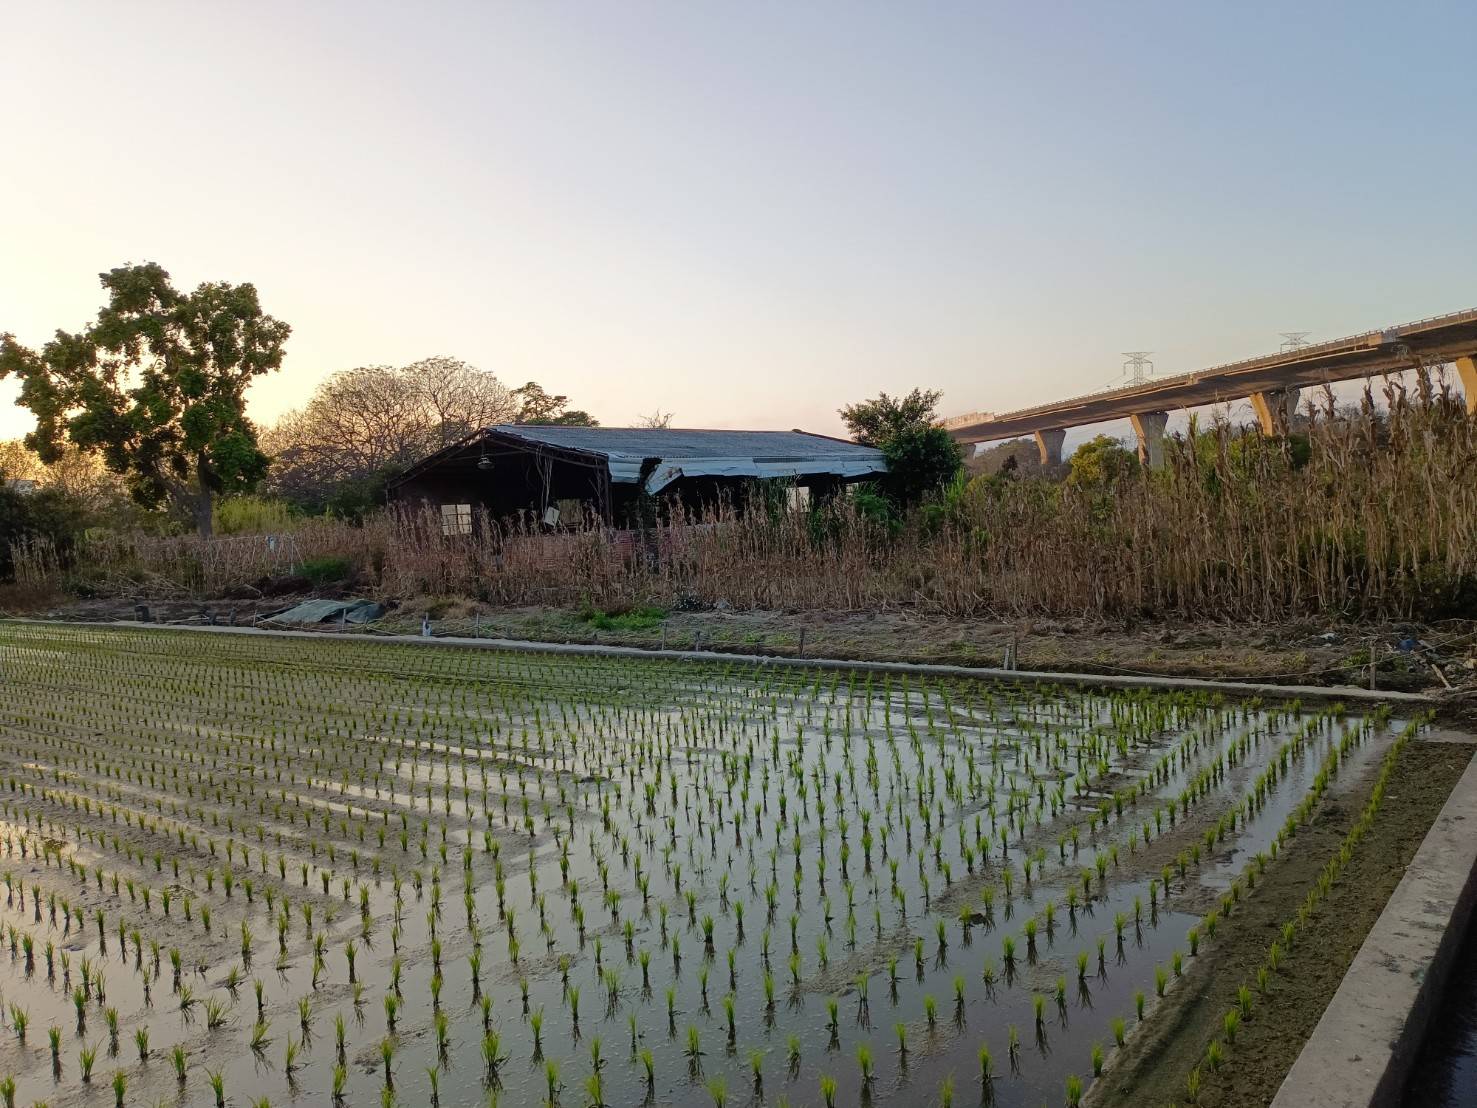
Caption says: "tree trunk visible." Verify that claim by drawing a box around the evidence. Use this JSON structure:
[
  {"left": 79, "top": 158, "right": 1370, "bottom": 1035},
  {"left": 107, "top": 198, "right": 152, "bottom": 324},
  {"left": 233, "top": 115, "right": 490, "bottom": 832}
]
[
  {"left": 192, "top": 454, "right": 214, "bottom": 537},
  {"left": 193, "top": 491, "right": 214, "bottom": 537}
]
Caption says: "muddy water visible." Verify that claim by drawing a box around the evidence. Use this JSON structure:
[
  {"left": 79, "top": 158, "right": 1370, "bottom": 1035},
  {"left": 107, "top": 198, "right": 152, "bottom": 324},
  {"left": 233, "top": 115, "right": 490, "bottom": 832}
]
[{"left": 0, "top": 623, "right": 1395, "bottom": 1108}]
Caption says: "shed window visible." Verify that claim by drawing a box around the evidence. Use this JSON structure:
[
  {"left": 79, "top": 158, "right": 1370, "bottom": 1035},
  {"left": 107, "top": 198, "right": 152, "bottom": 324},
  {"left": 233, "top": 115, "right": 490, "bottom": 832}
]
[{"left": 440, "top": 503, "right": 473, "bottom": 536}]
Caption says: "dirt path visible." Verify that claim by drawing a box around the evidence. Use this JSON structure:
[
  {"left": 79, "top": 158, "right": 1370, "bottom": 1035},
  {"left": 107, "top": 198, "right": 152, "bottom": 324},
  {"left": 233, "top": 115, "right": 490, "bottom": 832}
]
[{"left": 31, "top": 595, "right": 1477, "bottom": 693}]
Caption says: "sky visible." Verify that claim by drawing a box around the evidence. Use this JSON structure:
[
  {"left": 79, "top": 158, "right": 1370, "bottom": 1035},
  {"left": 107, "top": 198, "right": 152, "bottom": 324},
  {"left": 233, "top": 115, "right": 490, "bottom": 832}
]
[{"left": 3, "top": 1, "right": 1475, "bottom": 444}]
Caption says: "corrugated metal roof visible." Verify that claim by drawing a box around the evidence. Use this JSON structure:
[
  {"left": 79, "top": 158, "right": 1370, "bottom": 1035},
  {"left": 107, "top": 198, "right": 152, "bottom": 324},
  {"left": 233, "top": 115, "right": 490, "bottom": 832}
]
[
  {"left": 491, "top": 425, "right": 886, "bottom": 492},
  {"left": 492, "top": 425, "right": 880, "bottom": 460},
  {"left": 389, "top": 425, "right": 888, "bottom": 494}
]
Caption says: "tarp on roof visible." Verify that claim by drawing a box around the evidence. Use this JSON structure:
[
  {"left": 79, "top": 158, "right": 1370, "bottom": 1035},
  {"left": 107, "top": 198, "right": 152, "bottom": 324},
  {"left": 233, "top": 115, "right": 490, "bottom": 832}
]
[
  {"left": 491, "top": 425, "right": 886, "bottom": 491},
  {"left": 640, "top": 456, "right": 883, "bottom": 494}
]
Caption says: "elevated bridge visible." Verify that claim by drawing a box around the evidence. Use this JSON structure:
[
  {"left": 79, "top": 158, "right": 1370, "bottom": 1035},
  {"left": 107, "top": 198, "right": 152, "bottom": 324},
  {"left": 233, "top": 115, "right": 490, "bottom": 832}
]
[{"left": 945, "top": 307, "right": 1477, "bottom": 467}]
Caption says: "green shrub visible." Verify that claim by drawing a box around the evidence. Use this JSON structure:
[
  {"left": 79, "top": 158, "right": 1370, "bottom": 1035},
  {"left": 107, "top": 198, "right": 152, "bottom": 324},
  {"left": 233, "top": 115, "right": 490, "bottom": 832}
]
[
  {"left": 299, "top": 556, "right": 352, "bottom": 586},
  {"left": 579, "top": 605, "right": 666, "bottom": 632},
  {"left": 214, "top": 496, "right": 297, "bottom": 535}
]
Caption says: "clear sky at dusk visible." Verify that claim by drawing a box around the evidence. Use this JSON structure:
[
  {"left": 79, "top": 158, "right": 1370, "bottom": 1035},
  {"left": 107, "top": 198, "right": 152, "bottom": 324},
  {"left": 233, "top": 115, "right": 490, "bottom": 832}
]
[{"left": 3, "top": 1, "right": 1474, "bottom": 442}]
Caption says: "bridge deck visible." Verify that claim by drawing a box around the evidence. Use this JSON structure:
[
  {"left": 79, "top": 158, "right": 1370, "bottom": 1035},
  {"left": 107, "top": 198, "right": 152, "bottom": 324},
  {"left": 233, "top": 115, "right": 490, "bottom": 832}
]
[{"left": 946, "top": 307, "right": 1477, "bottom": 442}]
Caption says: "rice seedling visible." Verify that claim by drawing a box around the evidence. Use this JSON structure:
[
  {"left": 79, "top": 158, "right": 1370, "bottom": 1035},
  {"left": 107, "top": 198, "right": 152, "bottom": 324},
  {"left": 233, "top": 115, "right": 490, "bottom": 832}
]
[
  {"left": 1207, "top": 1039, "right": 1224, "bottom": 1072},
  {"left": 380, "top": 1036, "right": 396, "bottom": 1086},
  {"left": 0, "top": 621, "right": 1400, "bottom": 1108}
]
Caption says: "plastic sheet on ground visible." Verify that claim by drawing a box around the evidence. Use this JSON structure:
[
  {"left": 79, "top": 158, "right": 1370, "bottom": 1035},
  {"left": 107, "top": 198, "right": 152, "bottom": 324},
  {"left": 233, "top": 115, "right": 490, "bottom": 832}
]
[{"left": 265, "top": 599, "right": 385, "bottom": 625}]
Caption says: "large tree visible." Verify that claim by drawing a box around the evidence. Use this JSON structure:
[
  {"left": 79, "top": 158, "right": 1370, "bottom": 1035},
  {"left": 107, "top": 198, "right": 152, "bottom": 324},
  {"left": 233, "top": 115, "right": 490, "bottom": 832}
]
[
  {"left": 265, "top": 356, "right": 523, "bottom": 513},
  {"left": 0, "top": 263, "right": 289, "bottom": 535}
]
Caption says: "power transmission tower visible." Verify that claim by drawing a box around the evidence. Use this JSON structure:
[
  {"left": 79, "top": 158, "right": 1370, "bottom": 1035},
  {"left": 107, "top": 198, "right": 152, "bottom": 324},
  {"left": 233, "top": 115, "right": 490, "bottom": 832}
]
[
  {"left": 1114, "top": 351, "right": 1154, "bottom": 388},
  {"left": 1279, "top": 331, "right": 1311, "bottom": 353}
]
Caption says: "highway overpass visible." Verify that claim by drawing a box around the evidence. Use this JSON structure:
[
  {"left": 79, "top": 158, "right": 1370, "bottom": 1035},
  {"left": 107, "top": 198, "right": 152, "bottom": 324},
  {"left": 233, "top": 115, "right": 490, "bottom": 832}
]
[{"left": 945, "top": 307, "right": 1477, "bottom": 467}]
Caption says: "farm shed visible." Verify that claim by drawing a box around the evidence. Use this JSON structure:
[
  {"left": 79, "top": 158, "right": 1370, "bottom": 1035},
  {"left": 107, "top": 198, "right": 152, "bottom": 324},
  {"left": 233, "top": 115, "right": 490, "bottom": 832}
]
[{"left": 387, "top": 424, "right": 887, "bottom": 529}]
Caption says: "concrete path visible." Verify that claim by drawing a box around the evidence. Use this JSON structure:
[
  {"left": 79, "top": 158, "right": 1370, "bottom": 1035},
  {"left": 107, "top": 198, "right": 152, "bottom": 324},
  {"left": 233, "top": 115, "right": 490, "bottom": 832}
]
[{"left": 1271, "top": 747, "right": 1477, "bottom": 1108}]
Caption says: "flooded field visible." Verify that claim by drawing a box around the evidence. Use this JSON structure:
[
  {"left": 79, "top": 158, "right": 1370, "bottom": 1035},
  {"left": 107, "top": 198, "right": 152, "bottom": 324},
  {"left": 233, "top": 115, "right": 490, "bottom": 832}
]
[{"left": 0, "top": 623, "right": 1414, "bottom": 1107}]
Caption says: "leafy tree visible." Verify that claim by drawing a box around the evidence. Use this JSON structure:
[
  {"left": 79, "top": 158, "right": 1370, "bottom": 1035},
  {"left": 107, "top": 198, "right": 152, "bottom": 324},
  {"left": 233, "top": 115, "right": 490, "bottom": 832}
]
[
  {"left": 0, "top": 263, "right": 289, "bottom": 535},
  {"left": 839, "top": 388, "right": 943, "bottom": 447},
  {"left": 1067, "top": 435, "right": 1140, "bottom": 487},
  {"left": 513, "top": 382, "right": 598, "bottom": 426},
  {"left": 839, "top": 387, "right": 961, "bottom": 505},
  {"left": 881, "top": 426, "right": 964, "bottom": 505}
]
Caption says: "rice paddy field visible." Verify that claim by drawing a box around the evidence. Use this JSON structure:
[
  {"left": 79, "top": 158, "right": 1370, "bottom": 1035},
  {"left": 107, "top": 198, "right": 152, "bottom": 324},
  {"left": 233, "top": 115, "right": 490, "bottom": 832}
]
[{"left": 0, "top": 622, "right": 1433, "bottom": 1108}]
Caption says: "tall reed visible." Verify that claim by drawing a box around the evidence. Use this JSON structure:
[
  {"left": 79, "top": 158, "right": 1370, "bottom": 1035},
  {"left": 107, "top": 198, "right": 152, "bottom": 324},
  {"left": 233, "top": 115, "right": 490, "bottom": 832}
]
[{"left": 26, "top": 376, "right": 1477, "bottom": 623}]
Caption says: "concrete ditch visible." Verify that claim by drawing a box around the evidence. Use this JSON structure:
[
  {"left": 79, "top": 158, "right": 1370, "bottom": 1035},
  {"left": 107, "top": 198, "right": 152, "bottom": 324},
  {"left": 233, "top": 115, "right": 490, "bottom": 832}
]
[{"left": 1271, "top": 747, "right": 1477, "bottom": 1108}]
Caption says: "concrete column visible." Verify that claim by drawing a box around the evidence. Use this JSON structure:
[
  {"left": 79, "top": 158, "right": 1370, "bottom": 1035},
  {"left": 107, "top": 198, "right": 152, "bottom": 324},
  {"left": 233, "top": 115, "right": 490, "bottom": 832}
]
[
  {"left": 1249, "top": 386, "right": 1301, "bottom": 436},
  {"left": 1033, "top": 427, "right": 1066, "bottom": 466},
  {"left": 1456, "top": 356, "right": 1477, "bottom": 415},
  {"left": 1129, "top": 410, "right": 1169, "bottom": 469}
]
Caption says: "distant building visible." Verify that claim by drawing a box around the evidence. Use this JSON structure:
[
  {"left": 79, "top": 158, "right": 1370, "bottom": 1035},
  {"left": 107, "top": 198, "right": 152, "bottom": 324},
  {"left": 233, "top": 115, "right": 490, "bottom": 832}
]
[
  {"left": 388, "top": 424, "right": 886, "bottom": 530},
  {"left": 3, "top": 478, "right": 39, "bottom": 495}
]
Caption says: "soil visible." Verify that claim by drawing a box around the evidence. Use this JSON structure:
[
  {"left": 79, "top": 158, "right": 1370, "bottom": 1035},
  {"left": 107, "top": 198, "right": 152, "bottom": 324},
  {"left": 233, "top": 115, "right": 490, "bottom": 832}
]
[
  {"left": 15, "top": 592, "right": 1477, "bottom": 696},
  {"left": 1090, "top": 739, "right": 1476, "bottom": 1108}
]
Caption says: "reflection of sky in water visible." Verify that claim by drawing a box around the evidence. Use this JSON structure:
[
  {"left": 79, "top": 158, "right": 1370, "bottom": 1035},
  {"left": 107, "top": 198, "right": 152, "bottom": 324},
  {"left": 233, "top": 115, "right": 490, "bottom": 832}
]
[{"left": 0, "top": 625, "right": 1392, "bottom": 1108}]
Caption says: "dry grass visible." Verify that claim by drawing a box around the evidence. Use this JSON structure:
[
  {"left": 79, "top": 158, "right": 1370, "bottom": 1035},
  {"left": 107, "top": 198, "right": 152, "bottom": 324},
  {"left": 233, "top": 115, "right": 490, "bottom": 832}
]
[{"left": 18, "top": 376, "right": 1477, "bottom": 623}]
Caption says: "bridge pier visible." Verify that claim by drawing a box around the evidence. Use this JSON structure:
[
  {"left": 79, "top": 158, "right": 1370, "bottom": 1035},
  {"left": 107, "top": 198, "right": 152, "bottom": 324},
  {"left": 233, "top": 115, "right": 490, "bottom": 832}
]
[
  {"left": 1457, "top": 356, "right": 1477, "bottom": 415},
  {"left": 1250, "top": 386, "right": 1301, "bottom": 436},
  {"left": 1130, "top": 411, "right": 1168, "bottom": 469},
  {"left": 1033, "top": 428, "right": 1066, "bottom": 466}
]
